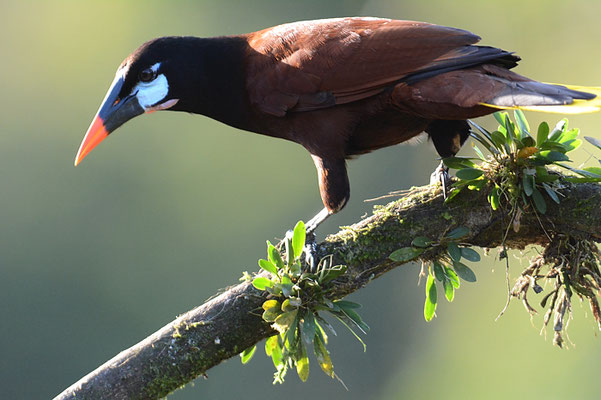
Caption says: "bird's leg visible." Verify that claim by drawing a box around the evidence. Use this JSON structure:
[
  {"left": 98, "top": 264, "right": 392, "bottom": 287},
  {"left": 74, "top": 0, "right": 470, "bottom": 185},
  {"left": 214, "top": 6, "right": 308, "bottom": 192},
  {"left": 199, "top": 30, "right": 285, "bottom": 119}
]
[
  {"left": 426, "top": 120, "right": 471, "bottom": 199},
  {"left": 302, "top": 207, "right": 331, "bottom": 272},
  {"left": 305, "top": 207, "right": 330, "bottom": 235},
  {"left": 430, "top": 160, "right": 451, "bottom": 199}
]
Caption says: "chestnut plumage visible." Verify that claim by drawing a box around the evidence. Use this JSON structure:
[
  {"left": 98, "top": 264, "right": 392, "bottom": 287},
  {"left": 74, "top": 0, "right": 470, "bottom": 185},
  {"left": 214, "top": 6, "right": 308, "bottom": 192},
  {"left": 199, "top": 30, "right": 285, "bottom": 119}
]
[{"left": 76, "top": 17, "right": 600, "bottom": 231}]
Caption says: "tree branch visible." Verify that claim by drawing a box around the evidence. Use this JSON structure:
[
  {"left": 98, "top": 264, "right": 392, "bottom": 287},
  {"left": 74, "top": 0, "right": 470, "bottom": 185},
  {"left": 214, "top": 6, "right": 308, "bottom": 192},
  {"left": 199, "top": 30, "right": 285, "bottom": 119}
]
[{"left": 54, "top": 181, "right": 601, "bottom": 400}]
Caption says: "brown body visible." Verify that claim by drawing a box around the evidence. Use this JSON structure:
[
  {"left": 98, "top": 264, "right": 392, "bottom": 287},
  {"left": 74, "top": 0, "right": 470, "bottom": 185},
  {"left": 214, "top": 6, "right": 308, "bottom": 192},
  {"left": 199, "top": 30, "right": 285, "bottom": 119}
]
[{"left": 239, "top": 18, "right": 525, "bottom": 211}]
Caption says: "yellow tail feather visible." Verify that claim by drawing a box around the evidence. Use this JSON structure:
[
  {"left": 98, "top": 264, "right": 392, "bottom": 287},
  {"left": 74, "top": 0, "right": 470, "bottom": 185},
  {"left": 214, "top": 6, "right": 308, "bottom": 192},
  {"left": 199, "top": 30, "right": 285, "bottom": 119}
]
[{"left": 482, "top": 83, "right": 601, "bottom": 114}]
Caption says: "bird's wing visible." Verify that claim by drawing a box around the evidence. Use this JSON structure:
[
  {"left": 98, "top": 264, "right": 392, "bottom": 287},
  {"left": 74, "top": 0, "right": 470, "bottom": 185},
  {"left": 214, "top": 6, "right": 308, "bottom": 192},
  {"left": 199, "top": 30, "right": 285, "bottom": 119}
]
[{"left": 245, "top": 17, "right": 513, "bottom": 116}]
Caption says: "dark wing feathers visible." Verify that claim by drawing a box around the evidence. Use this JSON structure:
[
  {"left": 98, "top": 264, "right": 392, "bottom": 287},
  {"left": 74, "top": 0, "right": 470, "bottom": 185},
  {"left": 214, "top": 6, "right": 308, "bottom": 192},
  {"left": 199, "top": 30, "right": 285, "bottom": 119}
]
[{"left": 245, "top": 17, "right": 515, "bottom": 116}]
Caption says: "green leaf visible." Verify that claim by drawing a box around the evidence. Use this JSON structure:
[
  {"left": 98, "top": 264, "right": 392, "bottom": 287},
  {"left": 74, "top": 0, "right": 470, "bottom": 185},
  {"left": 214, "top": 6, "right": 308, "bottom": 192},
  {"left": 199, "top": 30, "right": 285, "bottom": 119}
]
[
  {"left": 443, "top": 277, "right": 455, "bottom": 302},
  {"left": 444, "top": 187, "right": 462, "bottom": 203},
  {"left": 301, "top": 312, "right": 317, "bottom": 345},
  {"left": 453, "top": 261, "right": 477, "bottom": 282},
  {"left": 491, "top": 130, "right": 509, "bottom": 151},
  {"left": 538, "top": 150, "right": 570, "bottom": 162},
  {"left": 262, "top": 308, "right": 281, "bottom": 323},
  {"left": 258, "top": 259, "right": 278, "bottom": 275},
  {"left": 493, "top": 111, "right": 507, "bottom": 126},
  {"left": 562, "top": 139, "right": 581, "bottom": 152},
  {"left": 520, "top": 136, "right": 536, "bottom": 148},
  {"left": 289, "top": 262, "right": 301, "bottom": 278},
  {"left": 548, "top": 119, "right": 567, "bottom": 141},
  {"left": 334, "top": 300, "right": 362, "bottom": 310},
  {"left": 522, "top": 173, "right": 534, "bottom": 196},
  {"left": 283, "top": 312, "right": 300, "bottom": 351},
  {"left": 472, "top": 143, "right": 486, "bottom": 161},
  {"left": 504, "top": 116, "right": 517, "bottom": 142},
  {"left": 281, "top": 299, "right": 297, "bottom": 312},
  {"left": 514, "top": 109, "right": 530, "bottom": 136},
  {"left": 542, "top": 183, "right": 560, "bottom": 204},
  {"left": 433, "top": 261, "right": 445, "bottom": 282},
  {"left": 531, "top": 187, "right": 547, "bottom": 214},
  {"left": 424, "top": 273, "right": 437, "bottom": 321},
  {"left": 538, "top": 141, "right": 569, "bottom": 153},
  {"left": 583, "top": 167, "right": 601, "bottom": 176},
  {"left": 341, "top": 308, "right": 370, "bottom": 334},
  {"left": 564, "top": 177, "right": 601, "bottom": 183},
  {"left": 467, "top": 179, "right": 487, "bottom": 191},
  {"left": 296, "top": 344, "right": 310, "bottom": 382},
  {"left": 443, "top": 156, "right": 476, "bottom": 170},
  {"left": 315, "top": 316, "right": 334, "bottom": 341},
  {"left": 314, "top": 334, "right": 334, "bottom": 378},
  {"left": 240, "top": 345, "right": 256, "bottom": 364},
  {"left": 489, "top": 185, "right": 500, "bottom": 210},
  {"left": 262, "top": 299, "right": 280, "bottom": 311},
  {"left": 446, "top": 226, "right": 470, "bottom": 240},
  {"left": 447, "top": 242, "right": 462, "bottom": 262},
  {"left": 252, "top": 277, "right": 274, "bottom": 291},
  {"left": 280, "top": 275, "right": 293, "bottom": 297},
  {"left": 319, "top": 264, "right": 348, "bottom": 284},
  {"left": 460, "top": 247, "right": 481, "bottom": 262},
  {"left": 585, "top": 135, "right": 601, "bottom": 150},
  {"left": 268, "top": 242, "right": 285, "bottom": 270},
  {"left": 267, "top": 336, "right": 283, "bottom": 367},
  {"left": 265, "top": 335, "right": 278, "bottom": 356},
  {"left": 411, "top": 236, "right": 433, "bottom": 248},
  {"left": 456, "top": 168, "right": 484, "bottom": 180},
  {"left": 292, "top": 221, "right": 306, "bottom": 260},
  {"left": 445, "top": 266, "right": 460, "bottom": 289},
  {"left": 535, "top": 174, "right": 559, "bottom": 183},
  {"left": 470, "top": 124, "right": 500, "bottom": 155},
  {"left": 558, "top": 128, "right": 579, "bottom": 144},
  {"left": 536, "top": 121, "right": 549, "bottom": 146},
  {"left": 285, "top": 236, "right": 294, "bottom": 267},
  {"left": 389, "top": 247, "right": 424, "bottom": 262},
  {"left": 273, "top": 310, "right": 298, "bottom": 333}
]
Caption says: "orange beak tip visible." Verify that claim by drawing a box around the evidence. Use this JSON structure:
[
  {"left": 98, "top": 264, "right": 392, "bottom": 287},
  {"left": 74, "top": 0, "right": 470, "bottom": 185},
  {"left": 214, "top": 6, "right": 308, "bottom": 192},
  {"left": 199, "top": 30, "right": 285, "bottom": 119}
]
[{"left": 75, "top": 116, "right": 109, "bottom": 167}]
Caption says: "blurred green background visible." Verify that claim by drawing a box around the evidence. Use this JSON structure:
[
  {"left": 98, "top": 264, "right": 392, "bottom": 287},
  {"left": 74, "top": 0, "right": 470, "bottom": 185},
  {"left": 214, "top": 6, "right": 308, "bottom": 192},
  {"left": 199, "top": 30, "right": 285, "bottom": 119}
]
[{"left": 1, "top": 1, "right": 600, "bottom": 399}]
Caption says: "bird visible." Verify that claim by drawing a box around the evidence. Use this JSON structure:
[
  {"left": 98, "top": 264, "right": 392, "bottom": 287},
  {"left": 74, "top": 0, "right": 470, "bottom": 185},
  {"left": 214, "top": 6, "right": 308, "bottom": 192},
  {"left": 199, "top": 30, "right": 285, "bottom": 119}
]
[{"left": 75, "top": 17, "right": 601, "bottom": 234}]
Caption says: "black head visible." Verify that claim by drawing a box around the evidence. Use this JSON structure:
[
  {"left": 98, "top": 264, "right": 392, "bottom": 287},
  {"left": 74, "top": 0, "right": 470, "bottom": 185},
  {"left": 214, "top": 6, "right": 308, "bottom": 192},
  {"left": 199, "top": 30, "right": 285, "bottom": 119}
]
[{"left": 74, "top": 37, "right": 189, "bottom": 166}]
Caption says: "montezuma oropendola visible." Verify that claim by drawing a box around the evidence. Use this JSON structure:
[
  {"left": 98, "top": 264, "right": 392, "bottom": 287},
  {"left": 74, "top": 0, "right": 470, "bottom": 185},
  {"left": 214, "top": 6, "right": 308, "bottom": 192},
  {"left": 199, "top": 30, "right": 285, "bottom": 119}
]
[{"left": 75, "top": 17, "right": 601, "bottom": 233}]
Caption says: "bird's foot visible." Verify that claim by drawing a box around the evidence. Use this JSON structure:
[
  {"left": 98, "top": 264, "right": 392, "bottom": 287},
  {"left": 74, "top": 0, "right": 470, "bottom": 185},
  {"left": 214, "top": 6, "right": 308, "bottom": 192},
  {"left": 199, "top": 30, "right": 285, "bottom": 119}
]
[
  {"left": 284, "top": 228, "right": 318, "bottom": 272},
  {"left": 430, "top": 161, "right": 451, "bottom": 199},
  {"left": 303, "top": 231, "right": 318, "bottom": 272}
]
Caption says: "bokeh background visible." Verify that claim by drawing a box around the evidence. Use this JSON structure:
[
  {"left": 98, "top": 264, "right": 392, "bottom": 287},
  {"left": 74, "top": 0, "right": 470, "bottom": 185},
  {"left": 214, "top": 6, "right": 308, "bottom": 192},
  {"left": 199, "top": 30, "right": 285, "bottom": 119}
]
[{"left": 1, "top": 1, "right": 600, "bottom": 399}]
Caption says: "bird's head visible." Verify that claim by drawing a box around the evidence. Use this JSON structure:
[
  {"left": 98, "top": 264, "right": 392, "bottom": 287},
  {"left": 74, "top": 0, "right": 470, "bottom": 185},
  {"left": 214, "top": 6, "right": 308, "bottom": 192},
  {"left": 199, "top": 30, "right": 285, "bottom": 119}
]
[{"left": 74, "top": 38, "right": 181, "bottom": 166}]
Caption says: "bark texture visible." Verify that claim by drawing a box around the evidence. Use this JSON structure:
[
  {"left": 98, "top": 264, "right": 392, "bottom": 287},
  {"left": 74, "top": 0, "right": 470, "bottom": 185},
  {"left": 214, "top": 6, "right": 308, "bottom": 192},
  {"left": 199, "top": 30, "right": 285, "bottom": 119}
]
[{"left": 54, "top": 181, "right": 601, "bottom": 400}]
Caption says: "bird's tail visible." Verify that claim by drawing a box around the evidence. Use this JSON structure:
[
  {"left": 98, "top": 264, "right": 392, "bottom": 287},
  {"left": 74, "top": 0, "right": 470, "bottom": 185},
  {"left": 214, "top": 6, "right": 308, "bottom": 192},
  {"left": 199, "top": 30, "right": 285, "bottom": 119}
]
[{"left": 482, "top": 83, "right": 601, "bottom": 114}]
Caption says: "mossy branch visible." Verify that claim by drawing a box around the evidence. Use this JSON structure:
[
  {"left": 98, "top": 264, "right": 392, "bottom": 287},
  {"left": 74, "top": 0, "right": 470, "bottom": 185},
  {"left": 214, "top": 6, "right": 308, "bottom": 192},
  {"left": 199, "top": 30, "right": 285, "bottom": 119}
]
[{"left": 53, "top": 179, "right": 601, "bottom": 400}]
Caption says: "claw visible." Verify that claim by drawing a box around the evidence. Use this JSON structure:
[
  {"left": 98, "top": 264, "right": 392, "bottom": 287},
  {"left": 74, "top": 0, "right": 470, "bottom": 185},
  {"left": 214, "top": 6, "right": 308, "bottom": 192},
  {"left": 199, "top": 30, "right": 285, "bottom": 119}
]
[
  {"left": 304, "top": 231, "right": 318, "bottom": 272},
  {"left": 284, "top": 227, "right": 318, "bottom": 272},
  {"left": 430, "top": 160, "right": 452, "bottom": 199}
]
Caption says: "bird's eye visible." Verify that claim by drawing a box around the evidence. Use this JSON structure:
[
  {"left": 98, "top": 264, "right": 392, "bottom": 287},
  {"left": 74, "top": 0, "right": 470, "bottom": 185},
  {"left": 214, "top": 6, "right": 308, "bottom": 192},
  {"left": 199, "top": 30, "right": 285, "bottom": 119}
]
[{"left": 139, "top": 68, "right": 156, "bottom": 83}]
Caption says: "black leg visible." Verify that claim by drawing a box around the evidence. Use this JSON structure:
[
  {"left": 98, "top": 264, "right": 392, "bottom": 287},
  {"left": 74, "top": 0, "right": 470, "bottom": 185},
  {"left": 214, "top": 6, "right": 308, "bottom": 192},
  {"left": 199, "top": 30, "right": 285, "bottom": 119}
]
[
  {"left": 299, "top": 207, "right": 330, "bottom": 271},
  {"left": 430, "top": 160, "right": 451, "bottom": 198},
  {"left": 426, "top": 120, "right": 470, "bottom": 198}
]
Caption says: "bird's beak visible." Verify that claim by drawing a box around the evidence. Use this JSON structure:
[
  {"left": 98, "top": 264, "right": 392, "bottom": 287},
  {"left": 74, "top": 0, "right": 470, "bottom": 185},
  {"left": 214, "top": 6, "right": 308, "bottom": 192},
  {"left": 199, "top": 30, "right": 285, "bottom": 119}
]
[{"left": 74, "top": 73, "right": 144, "bottom": 166}]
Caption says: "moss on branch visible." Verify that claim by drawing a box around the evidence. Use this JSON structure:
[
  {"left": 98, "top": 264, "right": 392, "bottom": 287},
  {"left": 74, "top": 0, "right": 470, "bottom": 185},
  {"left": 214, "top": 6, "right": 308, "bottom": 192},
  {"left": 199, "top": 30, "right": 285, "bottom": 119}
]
[{"left": 54, "top": 178, "right": 601, "bottom": 400}]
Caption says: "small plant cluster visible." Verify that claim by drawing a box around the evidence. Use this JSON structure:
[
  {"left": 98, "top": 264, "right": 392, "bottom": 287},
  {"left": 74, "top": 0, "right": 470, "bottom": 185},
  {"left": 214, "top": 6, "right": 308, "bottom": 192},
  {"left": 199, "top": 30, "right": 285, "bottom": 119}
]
[
  {"left": 443, "top": 111, "right": 601, "bottom": 346},
  {"left": 445, "top": 110, "right": 601, "bottom": 218},
  {"left": 241, "top": 221, "right": 368, "bottom": 384},
  {"left": 389, "top": 226, "right": 480, "bottom": 321},
  {"left": 511, "top": 237, "right": 601, "bottom": 347}
]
